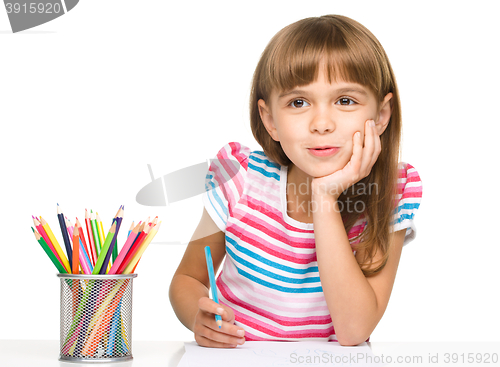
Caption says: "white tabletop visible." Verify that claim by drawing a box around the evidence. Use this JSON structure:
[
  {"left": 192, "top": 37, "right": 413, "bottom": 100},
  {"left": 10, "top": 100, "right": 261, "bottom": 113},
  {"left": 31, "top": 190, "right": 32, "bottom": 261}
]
[{"left": 0, "top": 340, "right": 186, "bottom": 367}]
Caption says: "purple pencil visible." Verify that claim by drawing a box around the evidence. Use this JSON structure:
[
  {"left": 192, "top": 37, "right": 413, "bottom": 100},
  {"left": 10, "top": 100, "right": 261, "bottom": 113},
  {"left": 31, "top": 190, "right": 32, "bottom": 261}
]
[{"left": 98, "top": 207, "right": 123, "bottom": 274}]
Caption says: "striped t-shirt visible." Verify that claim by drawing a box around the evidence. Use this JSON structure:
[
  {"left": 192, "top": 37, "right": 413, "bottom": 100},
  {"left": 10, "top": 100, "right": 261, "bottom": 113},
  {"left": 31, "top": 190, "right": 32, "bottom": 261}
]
[{"left": 202, "top": 142, "right": 423, "bottom": 342}]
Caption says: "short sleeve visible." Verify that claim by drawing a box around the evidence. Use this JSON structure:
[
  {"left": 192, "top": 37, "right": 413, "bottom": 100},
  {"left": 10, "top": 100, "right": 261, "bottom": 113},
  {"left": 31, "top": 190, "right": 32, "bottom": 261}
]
[
  {"left": 391, "top": 163, "right": 423, "bottom": 246},
  {"left": 202, "top": 142, "right": 251, "bottom": 233}
]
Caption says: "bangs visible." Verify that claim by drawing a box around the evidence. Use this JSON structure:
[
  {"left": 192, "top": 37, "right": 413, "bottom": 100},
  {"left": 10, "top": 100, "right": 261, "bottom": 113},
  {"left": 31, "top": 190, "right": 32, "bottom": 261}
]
[{"left": 262, "top": 16, "right": 385, "bottom": 100}]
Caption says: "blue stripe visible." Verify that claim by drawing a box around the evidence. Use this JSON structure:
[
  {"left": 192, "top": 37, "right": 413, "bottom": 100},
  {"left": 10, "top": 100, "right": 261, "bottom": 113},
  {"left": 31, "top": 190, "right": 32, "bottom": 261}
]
[
  {"left": 226, "top": 236, "right": 318, "bottom": 275},
  {"left": 248, "top": 162, "right": 280, "bottom": 181},
  {"left": 235, "top": 266, "right": 323, "bottom": 293},
  {"left": 205, "top": 179, "right": 227, "bottom": 227},
  {"left": 226, "top": 245, "right": 320, "bottom": 284},
  {"left": 392, "top": 213, "right": 415, "bottom": 225},
  {"left": 392, "top": 202, "right": 420, "bottom": 215},
  {"left": 250, "top": 153, "right": 281, "bottom": 169}
]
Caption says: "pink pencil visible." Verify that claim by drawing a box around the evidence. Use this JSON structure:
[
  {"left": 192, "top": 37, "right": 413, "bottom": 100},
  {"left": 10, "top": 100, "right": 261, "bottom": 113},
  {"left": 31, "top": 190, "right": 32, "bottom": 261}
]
[{"left": 108, "top": 222, "right": 141, "bottom": 274}]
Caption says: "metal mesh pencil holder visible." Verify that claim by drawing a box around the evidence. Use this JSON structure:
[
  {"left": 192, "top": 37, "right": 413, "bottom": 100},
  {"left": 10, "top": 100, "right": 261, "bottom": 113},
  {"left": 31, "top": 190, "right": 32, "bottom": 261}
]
[{"left": 58, "top": 274, "right": 137, "bottom": 363}]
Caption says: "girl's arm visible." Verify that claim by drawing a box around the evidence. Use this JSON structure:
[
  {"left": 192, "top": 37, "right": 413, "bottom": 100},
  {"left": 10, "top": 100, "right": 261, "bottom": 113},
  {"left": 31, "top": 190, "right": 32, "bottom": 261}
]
[
  {"left": 169, "top": 207, "right": 246, "bottom": 347},
  {"left": 312, "top": 192, "right": 406, "bottom": 346}
]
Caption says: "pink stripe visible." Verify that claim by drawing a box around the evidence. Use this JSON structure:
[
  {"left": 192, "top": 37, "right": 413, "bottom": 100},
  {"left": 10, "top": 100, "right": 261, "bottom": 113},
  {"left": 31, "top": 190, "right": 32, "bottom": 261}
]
[
  {"left": 233, "top": 309, "right": 335, "bottom": 339},
  {"left": 234, "top": 203, "right": 315, "bottom": 248},
  {"left": 219, "top": 279, "right": 332, "bottom": 326},
  {"left": 227, "top": 225, "right": 317, "bottom": 264},
  {"left": 229, "top": 216, "right": 315, "bottom": 255},
  {"left": 403, "top": 186, "right": 422, "bottom": 194},
  {"left": 229, "top": 142, "right": 249, "bottom": 170},
  {"left": 401, "top": 192, "right": 422, "bottom": 199}
]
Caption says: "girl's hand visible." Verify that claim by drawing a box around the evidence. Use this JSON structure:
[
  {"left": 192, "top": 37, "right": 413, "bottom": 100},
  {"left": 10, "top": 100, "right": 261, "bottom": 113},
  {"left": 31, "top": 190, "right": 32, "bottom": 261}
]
[
  {"left": 311, "top": 119, "right": 381, "bottom": 200},
  {"left": 193, "top": 297, "right": 246, "bottom": 348}
]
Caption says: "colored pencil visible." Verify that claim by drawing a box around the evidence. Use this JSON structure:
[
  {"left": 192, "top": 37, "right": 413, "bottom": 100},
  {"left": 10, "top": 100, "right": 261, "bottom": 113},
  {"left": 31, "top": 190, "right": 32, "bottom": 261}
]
[
  {"left": 123, "top": 222, "right": 161, "bottom": 274},
  {"left": 90, "top": 211, "right": 101, "bottom": 257},
  {"left": 111, "top": 208, "right": 123, "bottom": 263},
  {"left": 33, "top": 216, "right": 67, "bottom": 272},
  {"left": 96, "top": 213, "right": 106, "bottom": 250},
  {"left": 75, "top": 218, "right": 93, "bottom": 273},
  {"left": 33, "top": 228, "right": 68, "bottom": 273},
  {"left": 96, "top": 212, "right": 112, "bottom": 272},
  {"left": 92, "top": 223, "right": 117, "bottom": 275},
  {"left": 116, "top": 222, "right": 148, "bottom": 274},
  {"left": 98, "top": 210, "right": 122, "bottom": 275},
  {"left": 40, "top": 216, "right": 72, "bottom": 273},
  {"left": 108, "top": 222, "right": 141, "bottom": 274},
  {"left": 204, "top": 245, "right": 222, "bottom": 328},
  {"left": 66, "top": 218, "right": 92, "bottom": 275},
  {"left": 84, "top": 209, "right": 97, "bottom": 266},
  {"left": 57, "top": 204, "right": 73, "bottom": 271},
  {"left": 72, "top": 228, "right": 80, "bottom": 274}
]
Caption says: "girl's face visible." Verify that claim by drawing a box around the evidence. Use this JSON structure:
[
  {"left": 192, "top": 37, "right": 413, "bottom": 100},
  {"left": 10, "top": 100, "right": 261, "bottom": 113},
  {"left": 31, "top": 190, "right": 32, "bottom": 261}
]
[{"left": 258, "top": 66, "right": 393, "bottom": 182}]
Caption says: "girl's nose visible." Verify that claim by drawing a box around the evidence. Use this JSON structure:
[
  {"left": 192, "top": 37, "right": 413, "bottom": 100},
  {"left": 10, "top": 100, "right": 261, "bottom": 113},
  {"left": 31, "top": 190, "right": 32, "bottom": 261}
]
[{"left": 309, "top": 108, "right": 336, "bottom": 134}]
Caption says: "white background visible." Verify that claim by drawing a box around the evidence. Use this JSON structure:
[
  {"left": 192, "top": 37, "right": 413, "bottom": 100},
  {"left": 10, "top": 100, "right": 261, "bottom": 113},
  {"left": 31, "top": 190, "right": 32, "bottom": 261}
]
[{"left": 1, "top": 0, "right": 499, "bottom": 343}]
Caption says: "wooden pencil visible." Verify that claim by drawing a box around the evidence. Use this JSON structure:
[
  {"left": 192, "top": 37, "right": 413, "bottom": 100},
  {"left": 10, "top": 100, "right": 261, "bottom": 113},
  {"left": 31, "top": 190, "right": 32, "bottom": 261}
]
[
  {"left": 123, "top": 222, "right": 161, "bottom": 274},
  {"left": 72, "top": 229, "right": 80, "bottom": 274},
  {"left": 33, "top": 227, "right": 68, "bottom": 273},
  {"left": 33, "top": 216, "right": 67, "bottom": 272},
  {"left": 92, "top": 222, "right": 117, "bottom": 274},
  {"left": 90, "top": 211, "right": 101, "bottom": 258},
  {"left": 116, "top": 222, "right": 148, "bottom": 274},
  {"left": 57, "top": 204, "right": 73, "bottom": 271},
  {"left": 40, "top": 216, "right": 72, "bottom": 272},
  {"left": 84, "top": 209, "right": 97, "bottom": 266},
  {"left": 109, "top": 222, "right": 141, "bottom": 274}
]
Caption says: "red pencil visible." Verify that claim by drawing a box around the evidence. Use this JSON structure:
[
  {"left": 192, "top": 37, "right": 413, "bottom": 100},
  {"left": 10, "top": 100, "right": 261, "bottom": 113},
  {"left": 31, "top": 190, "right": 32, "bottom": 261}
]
[
  {"left": 85, "top": 209, "right": 97, "bottom": 266},
  {"left": 75, "top": 218, "right": 92, "bottom": 268},
  {"left": 116, "top": 222, "right": 149, "bottom": 274},
  {"left": 72, "top": 228, "right": 80, "bottom": 274}
]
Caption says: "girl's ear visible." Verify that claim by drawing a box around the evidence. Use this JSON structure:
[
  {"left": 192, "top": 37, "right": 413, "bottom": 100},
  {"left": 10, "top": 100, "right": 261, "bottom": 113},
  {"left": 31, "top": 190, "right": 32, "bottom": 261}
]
[
  {"left": 258, "top": 99, "right": 280, "bottom": 142},
  {"left": 375, "top": 92, "right": 393, "bottom": 135}
]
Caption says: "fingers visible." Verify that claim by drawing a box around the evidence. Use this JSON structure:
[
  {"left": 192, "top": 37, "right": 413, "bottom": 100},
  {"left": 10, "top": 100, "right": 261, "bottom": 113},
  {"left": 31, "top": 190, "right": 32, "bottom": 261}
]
[
  {"left": 195, "top": 297, "right": 246, "bottom": 348},
  {"left": 359, "top": 120, "right": 380, "bottom": 175}
]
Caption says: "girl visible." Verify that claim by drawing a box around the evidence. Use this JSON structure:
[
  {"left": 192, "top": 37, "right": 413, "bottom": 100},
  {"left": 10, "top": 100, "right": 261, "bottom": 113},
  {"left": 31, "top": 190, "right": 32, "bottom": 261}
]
[{"left": 169, "top": 14, "right": 422, "bottom": 347}]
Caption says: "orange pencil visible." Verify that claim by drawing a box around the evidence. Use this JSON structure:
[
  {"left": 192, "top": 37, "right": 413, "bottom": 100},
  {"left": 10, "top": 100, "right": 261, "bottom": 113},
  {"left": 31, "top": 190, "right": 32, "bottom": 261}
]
[{"left": 72, "top": 228, "right": 80, "bottom": 274}]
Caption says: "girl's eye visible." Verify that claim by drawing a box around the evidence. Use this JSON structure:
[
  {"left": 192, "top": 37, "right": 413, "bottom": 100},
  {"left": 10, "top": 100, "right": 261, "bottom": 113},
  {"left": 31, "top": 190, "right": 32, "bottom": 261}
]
[
  {"left": 289, "top": 99, "right": 310, "bottom": 108},
  {"left": 337, "top": 97, "right": 357, "bottom": 106}
]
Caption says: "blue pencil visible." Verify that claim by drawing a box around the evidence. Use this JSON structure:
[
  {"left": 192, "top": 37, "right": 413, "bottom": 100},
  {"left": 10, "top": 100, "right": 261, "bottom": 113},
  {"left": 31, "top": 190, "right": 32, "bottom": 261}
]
[{"left": 204, "top": 246, "right": 222, "bottom": 328}]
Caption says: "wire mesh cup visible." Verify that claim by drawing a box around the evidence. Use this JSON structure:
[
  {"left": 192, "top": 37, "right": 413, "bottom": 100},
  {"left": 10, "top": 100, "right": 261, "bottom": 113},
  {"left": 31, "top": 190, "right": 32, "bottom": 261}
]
[{"left": 58, "top": 274, "right": 137, "bottom": 363}]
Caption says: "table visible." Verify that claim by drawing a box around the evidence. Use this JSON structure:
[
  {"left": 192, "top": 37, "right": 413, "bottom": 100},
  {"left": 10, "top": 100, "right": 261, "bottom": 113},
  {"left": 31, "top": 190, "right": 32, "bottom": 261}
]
[{"left": 0, "top": 340, "right": 186, "bottom": 367}]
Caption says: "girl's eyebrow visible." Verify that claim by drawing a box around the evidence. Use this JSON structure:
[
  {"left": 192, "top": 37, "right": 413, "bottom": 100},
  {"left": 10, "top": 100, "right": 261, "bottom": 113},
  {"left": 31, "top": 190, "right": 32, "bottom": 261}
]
[{"left": 278, "top": 87, "right": 369, "bottom": 99}]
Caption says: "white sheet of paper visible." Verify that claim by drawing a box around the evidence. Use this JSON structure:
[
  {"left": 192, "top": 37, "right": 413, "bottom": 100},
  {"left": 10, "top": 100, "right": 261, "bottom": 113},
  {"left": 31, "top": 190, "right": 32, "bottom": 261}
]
[{"left": 177, "top": 341, "right": 383, "bottom": 367}]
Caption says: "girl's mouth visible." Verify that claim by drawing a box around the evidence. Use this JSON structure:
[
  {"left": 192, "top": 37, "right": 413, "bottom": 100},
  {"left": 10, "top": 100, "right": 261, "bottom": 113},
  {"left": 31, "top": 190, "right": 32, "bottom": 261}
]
[{"left": 307, "top": 147, "right": 340, "bottom": 157}]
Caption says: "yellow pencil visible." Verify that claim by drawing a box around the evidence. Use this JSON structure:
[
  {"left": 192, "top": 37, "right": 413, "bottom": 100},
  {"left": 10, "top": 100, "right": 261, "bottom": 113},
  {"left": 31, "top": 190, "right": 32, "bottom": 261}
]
[
  {"left": 123, "top": 222, "right": 161, "bottom": 274},
  {"left": 40, "top": 216, "right": 71, "bottom": 272},
  {"left": 96, "top": 213, "right": 106, "bottom": 248},
  {"left": 96, "top": 212, "right": 111, "bottom": 271}
]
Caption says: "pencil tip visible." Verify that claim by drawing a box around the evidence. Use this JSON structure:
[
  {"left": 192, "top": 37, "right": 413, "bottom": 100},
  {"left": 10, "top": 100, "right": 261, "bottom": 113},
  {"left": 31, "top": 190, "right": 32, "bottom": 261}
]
[{"left": 31, "top": 227, "right": 34, "bottom": 232}]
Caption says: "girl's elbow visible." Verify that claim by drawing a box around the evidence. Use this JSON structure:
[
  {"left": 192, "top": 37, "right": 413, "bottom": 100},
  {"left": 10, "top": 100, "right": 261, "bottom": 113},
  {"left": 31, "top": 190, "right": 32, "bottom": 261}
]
[{"left": 336, "top": 329, "right": 371, "bottom": 346}]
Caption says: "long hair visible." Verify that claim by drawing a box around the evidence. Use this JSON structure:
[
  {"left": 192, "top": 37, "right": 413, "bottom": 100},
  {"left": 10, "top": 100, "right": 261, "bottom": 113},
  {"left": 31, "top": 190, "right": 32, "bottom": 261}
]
[{"left": 249, "top": 15, "right": 401, "bottom": 276}]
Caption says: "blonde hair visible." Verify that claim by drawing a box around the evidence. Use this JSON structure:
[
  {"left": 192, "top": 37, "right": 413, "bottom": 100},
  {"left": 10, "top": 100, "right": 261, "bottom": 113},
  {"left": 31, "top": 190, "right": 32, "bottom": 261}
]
[{"left": 250, "top": 15, "right": 401, "bottom": 276}]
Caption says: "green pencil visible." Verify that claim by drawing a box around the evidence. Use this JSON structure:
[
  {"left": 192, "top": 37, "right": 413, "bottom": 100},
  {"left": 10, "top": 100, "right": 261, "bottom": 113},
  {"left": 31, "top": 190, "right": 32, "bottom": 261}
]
[
  {"left": 32, "top": 227, "right": 67, "bottom": 273},
  {"left": 90, "top": 210, "right": 101, "bottom": 257},
  {"left": 92, "top": 222, "right": 117, "bottom": 274}
]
